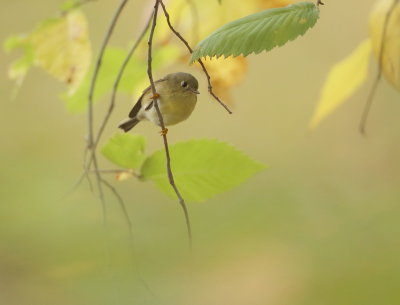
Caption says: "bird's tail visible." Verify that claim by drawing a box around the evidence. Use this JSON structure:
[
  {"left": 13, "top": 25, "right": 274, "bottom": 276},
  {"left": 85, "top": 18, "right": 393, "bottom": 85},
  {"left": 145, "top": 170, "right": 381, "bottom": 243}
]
[{"left": 118, "top": 118, "right": 140, "bottom": 132}]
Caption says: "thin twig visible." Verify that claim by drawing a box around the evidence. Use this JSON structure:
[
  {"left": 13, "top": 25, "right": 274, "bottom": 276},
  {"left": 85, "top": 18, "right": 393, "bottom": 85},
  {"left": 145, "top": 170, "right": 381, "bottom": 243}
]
[
  {"left": 76, "top": 10, "right": 152, "bottom": 193},
  {"left": 359, "top": 75, "right": 380, "bottom": 135},
  {"left": 147, "top": 0, "right": 193, "bottom": 249},
  {"left": 84, "top": 0, "right": 130, "bottom": 225},
  {"left": 316, "top": 0, "right": 324, "bottom": 6},
  {"left": 101, "top": 178, "right": 133, "bottom": 236},
  {"left": 159, "top": 0, "right": 232, "bottom": 114},
  {"left": 93, "top": 11, "right": 154, "bottom": 151},
  {"left": 359, "top": 0, "right": 399, "bottom": 134},
  {"left": 100, "top": 178, "right": 158, "bottom": 298},
  {"left": 87, "top": 0, "right": 129, "bottom": 156}
]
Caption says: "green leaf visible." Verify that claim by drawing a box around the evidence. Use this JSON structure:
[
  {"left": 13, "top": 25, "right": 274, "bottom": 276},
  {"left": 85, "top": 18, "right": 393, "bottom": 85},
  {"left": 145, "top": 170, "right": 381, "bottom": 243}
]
[
  {"left": 61, "top": 0, "right": 83, "bottom": 12},
  {"left": 3, "top": 35, "right": 34, "bottom": 85},
  {"left": 141, "top": 139, "right": 266, "bottom": 202},
  {"left": 190, "top": 2, "right": 319, "bottom": 62},
  {"left": 4, "top": 35, "right": 29, "bottom": 52},
  {"left": 62, "top": 44, "right": 180, "bottom": 113},
  {"left": 101, "top": 133, "right": 146, "bottom": 170}
]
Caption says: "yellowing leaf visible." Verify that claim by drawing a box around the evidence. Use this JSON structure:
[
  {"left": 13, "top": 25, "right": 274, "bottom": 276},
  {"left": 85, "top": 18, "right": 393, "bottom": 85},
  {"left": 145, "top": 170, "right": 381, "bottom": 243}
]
[
  {"left": 193, "top": 56, "right": 247, "bottom": 104},
  {"left": 310, "top": 40, "right": 372, "bottom": 129},
  {"left": 369, "top": 0, "right": 400, "bottom": 91},
  {"left": 3, "top": 35, "right": 34, "bottom": 86},
  {"left": 30, "top": 10, "right": 91, "bottom": 94},
  {"left": 116, "top": 171, "right": 135, "bottom": 182}
]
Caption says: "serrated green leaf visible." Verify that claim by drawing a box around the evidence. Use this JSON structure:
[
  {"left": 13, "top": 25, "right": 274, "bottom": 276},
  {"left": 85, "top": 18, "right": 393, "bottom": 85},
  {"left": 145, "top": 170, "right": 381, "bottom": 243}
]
[
  {"left": 141, "top": 139, "right": 266, "bottom": 202},
  {"left": 191, "top": 2, "right": 319, "bottom": 62},
  {"left": 101, "top": 133, "right": 146, "bottom": 170},
  {"left": 62, "top": 44, "right": 180, "bottom": 113}
]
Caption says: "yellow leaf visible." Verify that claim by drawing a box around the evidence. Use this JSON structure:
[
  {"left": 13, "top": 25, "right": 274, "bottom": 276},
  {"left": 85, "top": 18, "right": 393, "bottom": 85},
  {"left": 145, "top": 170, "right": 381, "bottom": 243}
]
[
  {"left": 30, "top": 10, "right": 92, "bottom": 94},
  {"left": 192, "top": 56, "right": 247, "bottom": 105},
  {"left": 309, "top": 40, "right": 372, "bottom": 129},
  {"left": 116, "top": 171, "right": 135, "bottom": 182},
  {"left": 369, "top": 0, "right": 400, "bottom": 91}
]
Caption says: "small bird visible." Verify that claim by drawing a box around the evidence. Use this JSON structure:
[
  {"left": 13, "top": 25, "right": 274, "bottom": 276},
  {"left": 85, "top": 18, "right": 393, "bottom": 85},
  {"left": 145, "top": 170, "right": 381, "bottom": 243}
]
[{"left": 118, "top": 72, "right": 200, "bottom": 133}]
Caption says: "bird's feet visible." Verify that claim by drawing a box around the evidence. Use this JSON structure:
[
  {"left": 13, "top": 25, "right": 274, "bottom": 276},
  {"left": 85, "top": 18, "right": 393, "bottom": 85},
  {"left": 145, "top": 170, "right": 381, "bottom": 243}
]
[
  {"left": 151, "top": 93, "right": 160, "bottom": 100},
  {"left": 160, "top": 128, "right": 168, "bottom": 136}
]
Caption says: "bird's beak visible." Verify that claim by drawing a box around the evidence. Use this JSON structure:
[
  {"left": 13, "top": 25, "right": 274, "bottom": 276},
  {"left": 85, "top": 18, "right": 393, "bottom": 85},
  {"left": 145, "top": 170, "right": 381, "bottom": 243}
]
[{"left": 190, "top": 88, "right": 200, "bottom": 94}]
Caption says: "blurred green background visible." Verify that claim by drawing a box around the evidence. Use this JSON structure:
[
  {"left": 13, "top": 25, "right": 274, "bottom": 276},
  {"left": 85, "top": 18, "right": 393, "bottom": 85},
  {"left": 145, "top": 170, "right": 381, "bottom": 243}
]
[{"left": 1, "top": 0, "right": 400, "bottom": 304}]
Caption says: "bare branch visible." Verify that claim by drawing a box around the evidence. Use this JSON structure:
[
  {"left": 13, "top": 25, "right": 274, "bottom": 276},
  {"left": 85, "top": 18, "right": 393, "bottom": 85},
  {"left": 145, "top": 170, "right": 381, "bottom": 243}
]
[
  {"left": 93, "top": 11, "right": 155, "bottom": 151},
  {"left": 84, "top": 0, "right": 130, "bottom": 225},
  {"left": 359, "top": 0, "right": 399, "bottom": 134},
  {"left": 100, "top": 178, "right": 158, "bottom": 298},
  {"left": 147, "top": 0, "right": 193, "bottom": 249},
  {"left": 87, "top": 0, "right": 130, "bottom": 153},
  {"left": 101, "top": 179, "right": 133, "bottom": 235},
  {"left": 159, "top": 0, "right": 232, "bottom": 114}
]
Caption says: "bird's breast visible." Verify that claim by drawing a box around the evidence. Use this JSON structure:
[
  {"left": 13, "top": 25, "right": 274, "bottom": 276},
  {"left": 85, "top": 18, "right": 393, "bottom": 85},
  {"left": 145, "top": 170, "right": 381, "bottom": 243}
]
[{"left": 158, "top": 94, "right": 197, "bottom": 126}]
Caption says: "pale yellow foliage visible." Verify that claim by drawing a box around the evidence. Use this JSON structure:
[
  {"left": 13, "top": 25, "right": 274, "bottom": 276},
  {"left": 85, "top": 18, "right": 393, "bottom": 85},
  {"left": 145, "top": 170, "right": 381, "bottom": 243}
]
[
  {"left": 30, "top": 11, "right": 92, "bottom": 94},
  {"left": 116, "top": 171, "right": 135, "bottom": 182},
  {"left": 369, "top": 0, "right": 400, "bottom": 91},
  {"left": 309, "top": 40, "right": 372, "bottom": 129},
  {"left": 196, "top": 56, "right": 248, "bottom": 105}
]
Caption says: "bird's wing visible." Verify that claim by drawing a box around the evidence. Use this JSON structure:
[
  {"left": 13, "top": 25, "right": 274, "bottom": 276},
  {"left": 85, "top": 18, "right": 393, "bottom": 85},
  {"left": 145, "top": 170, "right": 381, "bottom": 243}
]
[{"left": 128, "top": 78, "right": 167, "bottom": 118}]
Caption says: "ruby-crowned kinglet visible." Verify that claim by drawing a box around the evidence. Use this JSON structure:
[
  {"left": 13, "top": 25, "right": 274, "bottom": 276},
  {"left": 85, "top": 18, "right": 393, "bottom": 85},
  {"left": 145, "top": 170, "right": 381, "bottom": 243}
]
[{"left": 118, "top": 72, "right": 200, "bottom": 132}]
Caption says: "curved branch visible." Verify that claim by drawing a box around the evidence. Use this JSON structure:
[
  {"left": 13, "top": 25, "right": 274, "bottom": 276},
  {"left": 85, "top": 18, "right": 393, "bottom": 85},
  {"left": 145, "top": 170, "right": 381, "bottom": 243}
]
[
  {"left": 93, "top": 11, "right": 154, "bottom": 151},
  {"left": 147, "top": 0, "right": 193, "bottom": 249}
]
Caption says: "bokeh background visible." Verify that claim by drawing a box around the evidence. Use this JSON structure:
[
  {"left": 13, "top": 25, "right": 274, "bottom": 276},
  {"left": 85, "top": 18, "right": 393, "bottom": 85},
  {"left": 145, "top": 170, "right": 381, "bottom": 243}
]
[{"left": 1, "top": 0, "right": 400, "bottom": 304}]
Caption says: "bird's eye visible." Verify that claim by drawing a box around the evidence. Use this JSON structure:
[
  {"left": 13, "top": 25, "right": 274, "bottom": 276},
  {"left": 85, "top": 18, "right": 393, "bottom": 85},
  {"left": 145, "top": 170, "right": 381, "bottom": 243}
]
[{"left": 181, "top": 81, "right": 188, "bottom": 88}]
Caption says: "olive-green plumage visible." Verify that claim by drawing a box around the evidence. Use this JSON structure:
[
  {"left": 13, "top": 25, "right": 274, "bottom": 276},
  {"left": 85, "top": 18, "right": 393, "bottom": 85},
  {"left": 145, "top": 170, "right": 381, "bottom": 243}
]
[{"left": 119, "top": 72, "right": 199, "bottom": 132}]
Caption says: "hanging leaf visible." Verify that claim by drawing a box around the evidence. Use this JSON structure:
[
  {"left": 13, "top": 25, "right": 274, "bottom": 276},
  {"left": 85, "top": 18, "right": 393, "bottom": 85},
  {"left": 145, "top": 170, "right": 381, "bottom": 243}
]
[
  {"left": 190, "top": 2, "right": 319, "bottom": 62},
  {"left": 140, "top": 139, "right": 266, "bottom": 202},
  {"left": 309, "top": 40, "right": 372, "bottom": 129},
  {"left": 4, "top": 10, "right": 92, "bottom": 94},
  {"left": 101, "top": 133, "right": 146, "bottom": 170},
  {"left": 369, "top": 0, "right": 400, "bottom": 91},
  {"left": 30, "top": 10, "right": 92, "bottom": 94},
  {"left": 191, "top": 55, "right": 247, "bottom": 105}
]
